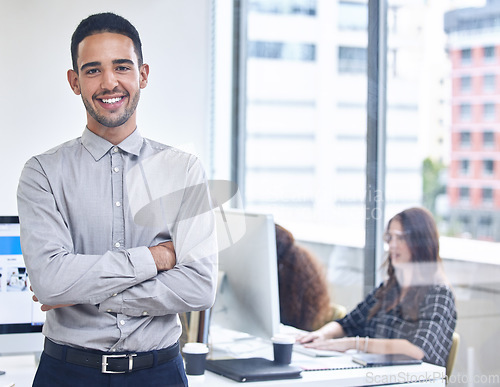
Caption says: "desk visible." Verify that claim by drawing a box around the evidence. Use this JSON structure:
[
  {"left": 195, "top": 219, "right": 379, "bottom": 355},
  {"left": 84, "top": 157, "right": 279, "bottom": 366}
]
[
  {"left": 0, "top": 347, "right": 445, "bottom": 387},
  {"left": 0, "top": 354, "right": 36, "bottom": 387},
  {"left": 194, "top": 337, "right": 445, "bottom": 387}
]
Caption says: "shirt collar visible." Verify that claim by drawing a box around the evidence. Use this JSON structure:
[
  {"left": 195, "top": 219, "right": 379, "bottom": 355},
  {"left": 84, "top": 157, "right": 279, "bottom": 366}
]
[{"left": 81, "top": 127, "right": 143, "bottom": 161}]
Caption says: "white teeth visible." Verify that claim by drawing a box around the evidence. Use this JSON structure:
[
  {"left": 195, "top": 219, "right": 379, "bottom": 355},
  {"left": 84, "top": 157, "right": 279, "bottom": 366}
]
[{"left": 102, "top": 97, "right": 122, "bottom": 104}]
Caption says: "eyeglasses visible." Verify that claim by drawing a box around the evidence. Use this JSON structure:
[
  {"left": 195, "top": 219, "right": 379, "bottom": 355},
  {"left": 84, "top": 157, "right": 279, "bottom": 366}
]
[{"left": 383, "top": 232, "right": 409, "bottom": 244}]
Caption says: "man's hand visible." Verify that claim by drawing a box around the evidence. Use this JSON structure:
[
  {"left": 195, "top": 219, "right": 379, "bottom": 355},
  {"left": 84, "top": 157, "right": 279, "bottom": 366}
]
[
  {"left": 30, "top": 286, "right": 74, "bottom": 311},
  {"left": 149, "top": 241, "right": 176, "bottom": 271}
]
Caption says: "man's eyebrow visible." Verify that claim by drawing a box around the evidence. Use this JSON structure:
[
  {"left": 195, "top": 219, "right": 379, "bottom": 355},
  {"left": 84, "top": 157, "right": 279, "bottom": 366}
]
[
  {"left": 113, "top": 59, "right": 135, "bottom": 66},
  {"left": 80, "top": 61, "right": 101, "bottom": 72}
]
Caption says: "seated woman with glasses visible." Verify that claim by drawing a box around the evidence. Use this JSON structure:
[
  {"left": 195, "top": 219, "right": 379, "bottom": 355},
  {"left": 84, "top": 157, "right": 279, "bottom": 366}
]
[{"left": 297, "top": 207, "right": 456, "bottom": 367}]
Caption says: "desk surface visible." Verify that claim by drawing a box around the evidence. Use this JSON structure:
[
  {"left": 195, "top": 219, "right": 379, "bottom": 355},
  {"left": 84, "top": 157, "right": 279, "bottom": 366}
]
[
  {"left": 0, "top": 354, "right": 36, "bottom": 387},
  {"left": 0, "top": 345, "right": 445, "bottom": 387},
  {"left": 197, "top": 337, "right": 445, "bottom": 387}
]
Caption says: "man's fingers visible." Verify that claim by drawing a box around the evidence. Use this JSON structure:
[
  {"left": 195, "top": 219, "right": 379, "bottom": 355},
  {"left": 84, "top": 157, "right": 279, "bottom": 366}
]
[{"left": 40, "top": 303, "right": 74, "bottom": 312}]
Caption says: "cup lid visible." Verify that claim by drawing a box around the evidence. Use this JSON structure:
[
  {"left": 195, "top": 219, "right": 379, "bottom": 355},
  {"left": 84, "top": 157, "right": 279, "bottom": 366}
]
[
  {"left": 182, "top": 342, "right": 209, "bottom": 354},
  {"left": 271, "top": 334, "right": 296, "bottom": 344}
]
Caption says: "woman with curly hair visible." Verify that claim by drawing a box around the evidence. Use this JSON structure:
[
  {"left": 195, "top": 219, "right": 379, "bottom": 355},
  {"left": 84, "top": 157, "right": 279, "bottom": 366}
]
[
  {"left": 297, "top": 207, "right": 456, "bottom": 367},
  {"left": 275, "top": 224, "right": 333, "bottom": 332}
]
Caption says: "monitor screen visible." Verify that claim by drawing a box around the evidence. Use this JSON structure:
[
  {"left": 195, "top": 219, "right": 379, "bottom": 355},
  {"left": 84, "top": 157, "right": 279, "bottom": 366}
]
[
  {"left": 210, "top": 208, "right": 281, "bottom": 340},
  {"left": 0, "top": 216, "right": 44, "bottom": 355}
]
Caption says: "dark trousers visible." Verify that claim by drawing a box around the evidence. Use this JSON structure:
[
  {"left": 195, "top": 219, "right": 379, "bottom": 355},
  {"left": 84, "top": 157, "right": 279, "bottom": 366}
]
[{"left": 33, "top": 351, "right": 188, "bottom": 387}]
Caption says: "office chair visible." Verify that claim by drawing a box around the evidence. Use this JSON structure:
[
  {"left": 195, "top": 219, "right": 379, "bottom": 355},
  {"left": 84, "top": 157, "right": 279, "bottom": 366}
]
[
  {"left": 446, "top": 331, "right": 460, "bottom": 380},
  {"left": 330, "top": 303, "right": 347, "bottom": 321}
]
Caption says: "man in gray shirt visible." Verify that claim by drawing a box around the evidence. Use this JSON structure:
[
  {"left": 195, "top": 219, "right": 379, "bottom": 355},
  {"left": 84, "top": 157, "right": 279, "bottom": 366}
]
[{"left": 17, "top": 12, "right": 217, "bottom": 386}]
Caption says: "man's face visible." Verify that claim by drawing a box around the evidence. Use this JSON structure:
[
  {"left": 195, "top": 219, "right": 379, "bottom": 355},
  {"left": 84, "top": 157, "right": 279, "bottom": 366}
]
[{"left": 67, "top": 32, "right": 149, "bottom": 133}]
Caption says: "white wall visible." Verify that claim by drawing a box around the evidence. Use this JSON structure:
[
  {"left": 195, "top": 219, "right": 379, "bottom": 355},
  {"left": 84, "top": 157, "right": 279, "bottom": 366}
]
[{"left": 0, "top": 0, "right": 211, "bottom": 215}]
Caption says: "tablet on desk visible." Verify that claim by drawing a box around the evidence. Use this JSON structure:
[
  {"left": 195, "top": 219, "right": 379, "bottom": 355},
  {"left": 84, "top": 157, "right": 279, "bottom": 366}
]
[
  {"left": 206, "top": 357, "right": 302, "bottom": 382},
  {"left": 293, "top": 344, "right": 343, "bottom": 357}
]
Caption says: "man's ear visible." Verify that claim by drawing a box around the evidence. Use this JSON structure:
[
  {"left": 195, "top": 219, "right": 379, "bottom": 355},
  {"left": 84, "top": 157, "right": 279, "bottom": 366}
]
[
  {"left": 139, "top": 64, "right": 150, "bottom": 89},
  {"left": 67, "top": 69, "right": 81, "bottom": 95}
]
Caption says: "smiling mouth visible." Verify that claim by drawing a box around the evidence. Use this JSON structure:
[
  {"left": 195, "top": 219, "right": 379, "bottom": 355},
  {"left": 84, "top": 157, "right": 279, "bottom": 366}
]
[{"left": 101, "top": 97, "right": 124, "bottom": 104}]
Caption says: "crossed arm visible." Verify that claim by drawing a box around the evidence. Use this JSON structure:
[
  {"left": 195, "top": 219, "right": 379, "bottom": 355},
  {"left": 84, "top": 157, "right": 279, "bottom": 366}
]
[{"left": 32, "top": 241, "right": 177, "bottom": 311}]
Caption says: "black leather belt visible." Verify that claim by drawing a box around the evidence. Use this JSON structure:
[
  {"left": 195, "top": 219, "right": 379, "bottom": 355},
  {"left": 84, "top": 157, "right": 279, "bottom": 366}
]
[{"left": 43, "top": 338, "right": 179, "bottom": 373}]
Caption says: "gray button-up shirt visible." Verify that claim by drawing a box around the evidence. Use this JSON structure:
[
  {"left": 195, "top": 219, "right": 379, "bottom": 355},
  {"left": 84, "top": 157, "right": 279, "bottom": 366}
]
[{"left": 17, "top": 128, "right": 218, "bottom": 352}]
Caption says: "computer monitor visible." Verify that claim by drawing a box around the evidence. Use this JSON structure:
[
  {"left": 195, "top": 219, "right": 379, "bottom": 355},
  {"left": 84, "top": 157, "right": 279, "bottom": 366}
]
[
  {"left": 210, "top": 208, "right": 281, "bottom": 340},
  {"left": 0, "top": 216, "right": 45, "bottom": 356}
]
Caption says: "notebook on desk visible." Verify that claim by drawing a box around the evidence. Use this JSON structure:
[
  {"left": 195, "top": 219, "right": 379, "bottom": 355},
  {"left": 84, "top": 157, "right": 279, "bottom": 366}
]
[{"left": 205, "top": 357, "right": 302, "bottom": 382}]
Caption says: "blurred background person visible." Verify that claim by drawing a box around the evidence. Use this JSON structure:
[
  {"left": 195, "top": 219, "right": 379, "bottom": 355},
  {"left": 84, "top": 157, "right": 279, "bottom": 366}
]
[
  {"left": 275, "top": 224, "right": 334, "bottom": 332},
  {"left": 298, "top": 207, "right": 456, "bottom": 367}
]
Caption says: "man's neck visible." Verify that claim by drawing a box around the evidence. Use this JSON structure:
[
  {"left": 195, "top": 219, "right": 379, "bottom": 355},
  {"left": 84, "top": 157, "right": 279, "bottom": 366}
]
[{"left": 87, "top": 122, "right": 136, "bottom": 145}]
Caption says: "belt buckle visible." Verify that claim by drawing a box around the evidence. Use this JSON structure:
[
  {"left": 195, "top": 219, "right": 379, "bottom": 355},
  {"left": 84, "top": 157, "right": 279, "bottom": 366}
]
[{"left": 101, "top": 353, "right": 137, "bottom": 373}]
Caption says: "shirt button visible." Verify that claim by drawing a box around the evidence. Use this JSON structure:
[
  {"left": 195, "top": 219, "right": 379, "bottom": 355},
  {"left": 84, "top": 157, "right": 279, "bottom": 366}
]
[
  {"left": 115, "top": 242, "right": 121, "bottom": 248},
  {"left": 113, "top": 167, "right": 120, "bottom": 173},
  {"left": 112, "top": 293, "right": 117, "bottom": 297},
  {"left": 106, "top": 309, "right": 112, "bottom": 313},
  {"left": 142, "top": 311, "right": 148, "bottom": 316},
  {"left": 120, "top": 320, "right": 125, "bottom": 326},
  {"left": 115, "top": 201, "right": 121, "bottom": 207},
  {"left": 113, "top": 147, "right": 119, "bottom": 153}
]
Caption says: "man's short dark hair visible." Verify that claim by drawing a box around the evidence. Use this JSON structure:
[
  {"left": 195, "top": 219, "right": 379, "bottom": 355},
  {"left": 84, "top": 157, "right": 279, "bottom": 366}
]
[{"left": 71, "top": 12, "right": 143, "bottom": 72}]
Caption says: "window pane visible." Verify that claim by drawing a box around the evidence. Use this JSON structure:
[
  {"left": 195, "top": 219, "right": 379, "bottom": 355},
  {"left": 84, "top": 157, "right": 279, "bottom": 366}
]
[
  {"left": 460, "top": 131, "right": 471, "bottom": 147},
  {"left": 483, "top": 159, "right": 494, "bottom": 176},
  {"left": 460, "top": 159, "right": 470, "bottom": 175},
  {"left": 483, "top": 131, "right": 495, "bottom": 148},
  {"left": 248, "top": 0, "right": 317, "bottom": 15},
  {"left": 482, "top": 187, "right": 493, "bottom": 205},
  {"left": 483, "top": 73, "right": 496, "bottom": 92},
  {"left": 338, "top": 1, "right": 368, "bottom": 30},
  {"left": 484, "top": 45, "right": 495, "bottom": 61},
  {"left": 243, "top": 0, "right": 368, "bottom": 313},
  {"left": 460, "top": 75, "right": 472, "bottom": 92},
  {"left": 338, "top": 46, "right": 367, "bottom": 73},
  {"left": 483, "top": 102, "right": 496, "bottom": 121},
  {"left": 461, "top": 48, "right": 472, "bottom": 64},
  {"left": 459, "top": 103, "right": 472, "bottom": 121}
]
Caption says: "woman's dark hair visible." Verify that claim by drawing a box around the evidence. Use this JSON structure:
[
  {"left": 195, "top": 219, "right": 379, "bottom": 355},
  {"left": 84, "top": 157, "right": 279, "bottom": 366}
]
[
  {"left": 71, "top": 12, "right": 143, "bottom": 72},
  {"left": 275, "top": 224, "right": 332, "bottom": 331},
  {"left": 368, "top": 207, "right": 443, "bottom": 321}
]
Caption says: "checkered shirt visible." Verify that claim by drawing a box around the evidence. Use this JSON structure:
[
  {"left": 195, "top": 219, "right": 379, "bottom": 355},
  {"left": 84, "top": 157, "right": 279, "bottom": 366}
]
[{"left": 337, "top": 284, "right": 456, "bottom": 367}]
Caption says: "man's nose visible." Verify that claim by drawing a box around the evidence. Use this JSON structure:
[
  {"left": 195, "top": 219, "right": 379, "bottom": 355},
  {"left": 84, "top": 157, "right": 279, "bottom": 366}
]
[{"left": 101, "top": 70, "right": 118, "bottom": 90}]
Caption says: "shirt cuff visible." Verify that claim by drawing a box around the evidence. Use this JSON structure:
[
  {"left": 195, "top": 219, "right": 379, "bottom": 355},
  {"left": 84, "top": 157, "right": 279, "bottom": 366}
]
[{"left": 127, "top": 246, "right": 158, "bottom": 281}]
